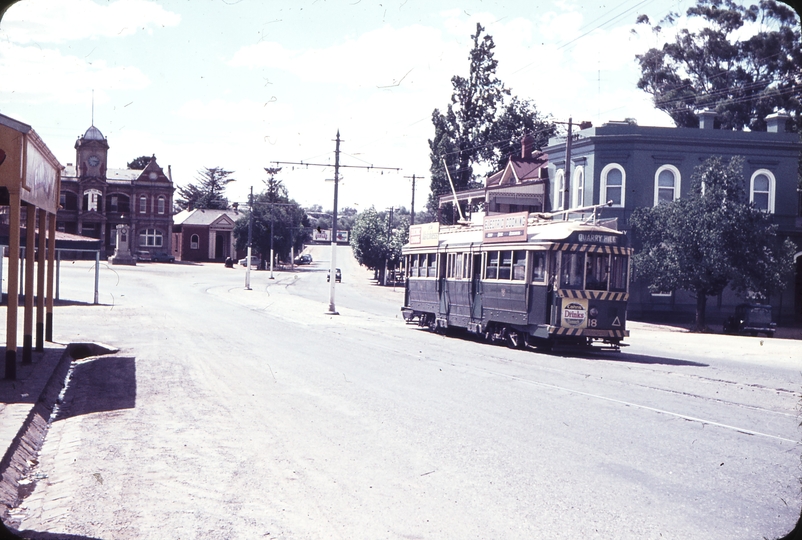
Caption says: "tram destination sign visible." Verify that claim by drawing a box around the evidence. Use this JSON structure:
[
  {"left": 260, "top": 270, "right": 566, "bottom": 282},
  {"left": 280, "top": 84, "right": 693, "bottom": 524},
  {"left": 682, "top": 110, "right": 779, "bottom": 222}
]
[
  {"left": 483, "top": 211, "right": 529, "bottom": 244},
  {"left": 574, "top": 232, "right": 620, "bottom": 246}
]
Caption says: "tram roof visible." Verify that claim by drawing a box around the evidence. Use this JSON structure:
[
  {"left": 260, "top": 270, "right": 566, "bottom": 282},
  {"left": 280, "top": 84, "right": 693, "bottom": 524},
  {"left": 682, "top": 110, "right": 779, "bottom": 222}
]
[{"left": 404, "top": 217, "right": 624, "bottom": 251}]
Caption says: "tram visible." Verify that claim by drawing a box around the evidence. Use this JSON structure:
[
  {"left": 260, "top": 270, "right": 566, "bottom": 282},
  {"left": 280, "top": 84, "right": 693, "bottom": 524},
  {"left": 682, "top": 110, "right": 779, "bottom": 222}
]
[{"left": 401, "top": 204, "right": 632, "bottom": 351}]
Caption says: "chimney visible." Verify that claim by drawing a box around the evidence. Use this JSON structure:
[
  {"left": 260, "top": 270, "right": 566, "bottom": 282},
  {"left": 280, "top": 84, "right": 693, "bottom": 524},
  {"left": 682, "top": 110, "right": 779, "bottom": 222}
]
[
  {"left": 698, "top": 109, "right": 716, "bottom": 129},
  {"left": 765, "top": 112, "right": 790, "bottom": 133},
  {"left": 521, "top": 133, "right": 535, "bottom": 159}
]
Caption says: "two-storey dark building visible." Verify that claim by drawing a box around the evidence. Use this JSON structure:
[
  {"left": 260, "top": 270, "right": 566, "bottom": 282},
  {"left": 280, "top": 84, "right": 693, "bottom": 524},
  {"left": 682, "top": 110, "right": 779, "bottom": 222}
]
[
  {"left": 57, "top": 124, "right": 175, "bottom": 258},
  {"left": 541, "top": 112, "right": 802, "bottom": 324}
]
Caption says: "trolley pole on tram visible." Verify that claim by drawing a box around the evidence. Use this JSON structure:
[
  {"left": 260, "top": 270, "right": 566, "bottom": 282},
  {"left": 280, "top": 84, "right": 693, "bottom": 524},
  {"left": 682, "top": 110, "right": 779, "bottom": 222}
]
[{"left": 271, "top": 131, "right": 401, "bottom": 315}]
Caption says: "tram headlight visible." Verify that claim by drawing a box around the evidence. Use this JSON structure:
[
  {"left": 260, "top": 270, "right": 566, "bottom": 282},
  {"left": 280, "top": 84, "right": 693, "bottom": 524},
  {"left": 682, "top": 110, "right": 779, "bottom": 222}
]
[{"left": 589, "top": 307, "right": 599, "bottom": 318}]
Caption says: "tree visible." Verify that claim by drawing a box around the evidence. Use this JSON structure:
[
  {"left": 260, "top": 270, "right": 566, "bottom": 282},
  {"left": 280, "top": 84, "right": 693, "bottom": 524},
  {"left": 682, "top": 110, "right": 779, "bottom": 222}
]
[
  {"left": 629, "top": 156, "right": 796, "bottom": 331},
  {"left": 127, "top": 155, "right": 153, "bottom": 170},
  {"left": 427, "top": 23, "right": 556, "bottom": 219},
  {"left": 349, "top": 207, "right": 410, "bottom": 282},
  {"left": 175, "top": 167, "right": 234, "bottom": 211},
  {"left": 428, "top": 23, "right": 509, "bottom": 215},
  {"left": 635, "top": 0, "right": 802, "bottom": 132},
  {"left": 486, "top": 97, "right": 556, "bottom": 173},
  {"left": 232, "top": 169, "right": 310, "bottom": 264}
]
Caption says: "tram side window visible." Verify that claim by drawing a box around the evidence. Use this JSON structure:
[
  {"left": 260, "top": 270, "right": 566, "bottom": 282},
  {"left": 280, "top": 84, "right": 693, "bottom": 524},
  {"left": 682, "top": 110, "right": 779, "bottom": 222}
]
[
  {"left": 485, "top": 251, "right": 499, "bottom": 279},
  {"left": 499, "top": 251, "right": 513, "bottom": 280},
  {"left": 585, "top": 252, "right": 609, "bottom": 291},
  {"left": 560, "top": 252, "right": 584, "bottom": 289},
  {"left": 455, "top": 253, "right": 463, "bottom": 279},
  {"left": 461, "top": 254, "right": 471, "bottom": 279},
  {"left": 512, "top": 251, "right": 526, "bottom": 281},
  {"left": 531, "top": 252, "right": 546, "bottom": 282},
  {"left": 428, "top": 254, "right": 437, "bottom": 277},
  {"left": 610, "top": 254, "right": 628, "bottom": 292},
  {"left": 416, "top": 254, "right": 425, "bottom": 277}
]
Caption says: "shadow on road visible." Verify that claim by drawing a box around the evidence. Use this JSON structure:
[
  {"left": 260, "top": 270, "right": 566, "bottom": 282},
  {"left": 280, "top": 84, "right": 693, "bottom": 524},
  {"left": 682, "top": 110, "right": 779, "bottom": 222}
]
[
  {"left": 407, "top": 326, "right": 710, "bottom": 367},
  {"left": 9, "top": 529, "right": 106, "bottom": 540},
  {"left": 55, "top": 356, "right": 136, "bottom": 422},
  {"left": 585, "top": 351, "right": 709, "bottom": 367}
]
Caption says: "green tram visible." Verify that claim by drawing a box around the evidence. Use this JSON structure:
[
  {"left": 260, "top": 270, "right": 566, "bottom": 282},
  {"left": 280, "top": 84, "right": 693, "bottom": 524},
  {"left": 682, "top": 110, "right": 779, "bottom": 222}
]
[{"left": 401, "top": 208, "right": 632, "bottom": 351}]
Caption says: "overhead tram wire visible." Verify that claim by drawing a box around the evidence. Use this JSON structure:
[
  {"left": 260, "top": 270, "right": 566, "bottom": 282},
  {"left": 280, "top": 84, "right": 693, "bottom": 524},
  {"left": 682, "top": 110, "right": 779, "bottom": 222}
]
[
  {"left": 509, "top": 0, "right": 659, "bottom": 77},
  {"left": 272, "top": 131, "right": 401, "bottom": 315}
]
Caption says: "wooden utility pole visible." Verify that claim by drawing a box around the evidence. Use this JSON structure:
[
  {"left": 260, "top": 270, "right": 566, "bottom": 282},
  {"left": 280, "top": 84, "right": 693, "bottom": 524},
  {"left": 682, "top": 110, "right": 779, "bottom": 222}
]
[
  {"left": 272, "top": 131, "right": 400, "bottom": 314},
  {"left": 403, "top": 174, "right": 424, "bottom": 225}
]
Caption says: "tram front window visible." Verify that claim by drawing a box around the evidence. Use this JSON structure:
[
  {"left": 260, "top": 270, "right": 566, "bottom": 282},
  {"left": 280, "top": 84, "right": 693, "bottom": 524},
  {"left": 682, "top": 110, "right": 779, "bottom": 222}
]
[
  {"left": 560, "top": 252, "right": 584, "bottom": 289},
  {"left": 585, "top": 252, "right": 609, "bottom": 291},
  {"left": 610, "top": 254, "right": 628, "bottom": 292}
]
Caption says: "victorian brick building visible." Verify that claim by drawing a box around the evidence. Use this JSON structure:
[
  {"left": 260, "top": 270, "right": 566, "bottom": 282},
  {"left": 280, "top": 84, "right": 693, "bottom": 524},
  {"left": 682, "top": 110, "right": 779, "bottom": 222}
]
[{"left": 57, "top": 124, "right": 175, "bottom": 258}]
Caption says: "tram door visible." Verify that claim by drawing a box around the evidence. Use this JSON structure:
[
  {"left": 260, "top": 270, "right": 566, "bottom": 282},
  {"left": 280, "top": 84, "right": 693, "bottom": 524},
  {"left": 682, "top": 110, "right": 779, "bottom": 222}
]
[
  {"left": 438, "top": 253, "right": 448, "bottom": 317},
  {"left": 470, "top": 253, "right": 482, "bottom": 320}
]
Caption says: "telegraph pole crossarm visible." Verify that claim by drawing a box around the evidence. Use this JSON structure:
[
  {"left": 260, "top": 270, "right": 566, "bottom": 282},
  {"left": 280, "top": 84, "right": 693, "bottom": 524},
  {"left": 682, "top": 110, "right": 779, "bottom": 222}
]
[
  {"left": 271, "top": 132, "right": 401, "bottom": 315},
  {"left": 403, "top": 174, "right": 425, "bottom": 225}
]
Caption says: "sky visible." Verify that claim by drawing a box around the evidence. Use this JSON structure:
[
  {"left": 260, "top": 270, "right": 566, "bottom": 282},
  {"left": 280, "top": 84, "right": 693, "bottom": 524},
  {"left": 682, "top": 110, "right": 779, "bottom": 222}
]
[{"left": 0, "top": 0, "right": 734, "bottom": 213}]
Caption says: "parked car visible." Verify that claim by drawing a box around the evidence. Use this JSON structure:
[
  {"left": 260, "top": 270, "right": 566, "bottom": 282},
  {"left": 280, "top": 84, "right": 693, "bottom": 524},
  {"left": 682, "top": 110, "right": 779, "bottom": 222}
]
[
  {"left": 327, "top": 268, "right": 342, "bottom": 282},
  {"left": 294, "top": 254, "right": 313, "bottom": 265},
  {"left": 151, "top": 252, "right": 175, "bottom": 263},
  {"left": 723, "top": 303, "right": 776, "bottom": 337},
  {"left": 136, "top": 250, "right": 152, "bottom": 262},
  {"left": 239, "top": 256, "right": 262, "bottom": 268}
]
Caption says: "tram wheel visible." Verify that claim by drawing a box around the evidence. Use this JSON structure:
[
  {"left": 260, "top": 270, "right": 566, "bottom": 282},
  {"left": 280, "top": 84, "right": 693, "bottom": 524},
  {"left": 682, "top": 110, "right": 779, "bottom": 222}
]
[
  {"left": 506, "top": 329, "right": 522, "bottom": 349},
  {"left": 427, "top": 315, "right": 438, "bottom": 333}
]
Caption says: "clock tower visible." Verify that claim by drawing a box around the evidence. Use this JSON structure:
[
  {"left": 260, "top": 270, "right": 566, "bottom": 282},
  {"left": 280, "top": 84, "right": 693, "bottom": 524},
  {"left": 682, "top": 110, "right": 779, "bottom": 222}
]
[{"left": 75, "top": 124, "right": 109, "bottom": 181}]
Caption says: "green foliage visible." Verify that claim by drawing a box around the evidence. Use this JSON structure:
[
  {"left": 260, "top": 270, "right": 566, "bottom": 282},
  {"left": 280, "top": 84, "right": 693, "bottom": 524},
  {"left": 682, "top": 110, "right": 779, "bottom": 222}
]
[
  {"left": 233, "top": 170, "right": 310, "bottom": 262},
  {"left": 630, "top": 156, "right": 796, "bottom": 330},
  {"left": 127, "top": 155, "right": 152, "bottom": 170},
  {"left": 635, "top": 0, "right": 802, "bottom": 132},
  {"left": 428, "top": 24, "right": 508, "bottom": 210},
  {"left": 349, "top": 207, "right": 409, "bottom": 273},
  {"left": 428, "top": 23, "right": 555, "bottom": 219},
  {"left": 176, "top": 167, "right": 234, "bottom": 210}
]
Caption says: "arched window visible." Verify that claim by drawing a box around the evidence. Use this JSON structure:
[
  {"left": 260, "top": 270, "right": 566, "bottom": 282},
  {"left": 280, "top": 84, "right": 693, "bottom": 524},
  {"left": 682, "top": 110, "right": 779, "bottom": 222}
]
[
  {"left": 654, "top": 165, "right": 681, "bottom": 206},
  {"left": 555, "top": 169, "right": 565, "bottom": 210},
  {"left": 571, "top": 166, "right": 584, "bottom": 208},
  {"left": 83, "top": 188, "right": 102, "bottom": 212},
  {"left": 139, "top": 195, "right": 148, "bottom": 214},
  {"left": 600, "top": 164, "right": 625, "bottom": 207},
  {"left": 750, "top": 169, "right": 775, "bottom": 213},
  {"left": 190, "top": 234, "right": 199, "bottom": 250},
  {"left": 138, "top": 228, "right": 163, "bottom": 247},
  {"left": 157, "top": 196, "right": 166, "bottom": 215}
]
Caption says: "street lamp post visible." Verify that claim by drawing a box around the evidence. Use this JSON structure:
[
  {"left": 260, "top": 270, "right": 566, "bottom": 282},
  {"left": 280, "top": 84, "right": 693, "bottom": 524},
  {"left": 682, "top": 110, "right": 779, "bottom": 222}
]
[
  {"left": 246, "top": 185, "right": 253, "bottom": 290},
  {"left": 269, "top": 202, "right": 275, "bottom": 279}
]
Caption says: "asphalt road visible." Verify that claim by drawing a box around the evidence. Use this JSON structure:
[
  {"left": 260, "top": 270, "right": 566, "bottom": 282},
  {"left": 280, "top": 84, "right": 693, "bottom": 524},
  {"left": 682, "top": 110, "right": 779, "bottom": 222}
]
[{"left": 8, "top": 245, "right": 802, "bottom": 539}]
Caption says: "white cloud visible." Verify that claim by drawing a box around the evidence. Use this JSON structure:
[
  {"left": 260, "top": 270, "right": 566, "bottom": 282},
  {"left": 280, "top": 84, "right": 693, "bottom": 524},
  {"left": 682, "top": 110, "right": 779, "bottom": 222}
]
[
  {"left": 173, "top": 98, "right": 296, "bottom": 126},
  {"left": 229, "top": 23, "right": 462, "bottom": 92},
  {"left": 0, "top": 42, "right": 149, "bottom": 104},
  {"left": 0, "top": 0, "right": 180, "bottom": 44}
]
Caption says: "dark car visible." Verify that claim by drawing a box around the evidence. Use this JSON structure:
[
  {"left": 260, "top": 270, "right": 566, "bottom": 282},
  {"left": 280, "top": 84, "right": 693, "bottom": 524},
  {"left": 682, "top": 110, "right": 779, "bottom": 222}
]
[
  {"left": 151, "top": 252, "right": 175, "bottom": 263},
  {"left": 294, "top": 254, "right": 313, "bottom": 265},
  {"left": 327, "top": 268, "right": 342, "bottom": 282},
  {"left": 723, "top": 303, "right": 776, "bottom": 337},
  {"left": 136, "top": 250, "right": 152, "bottom": 262}
]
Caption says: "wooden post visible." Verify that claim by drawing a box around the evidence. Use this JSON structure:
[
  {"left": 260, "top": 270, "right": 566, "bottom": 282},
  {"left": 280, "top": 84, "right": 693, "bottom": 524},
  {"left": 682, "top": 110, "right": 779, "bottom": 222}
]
[
  {"left": 5, "top": 193, "right": 20, "bottom": 379},
  {"left": 46, "top": 210, "right": 56, "bottom": 341},
  {"left": 36, "top": 209, "right": 46, "bottom": 350},
  {"left": 22, "top": 204, "right": 35, "bottom": 363}
]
